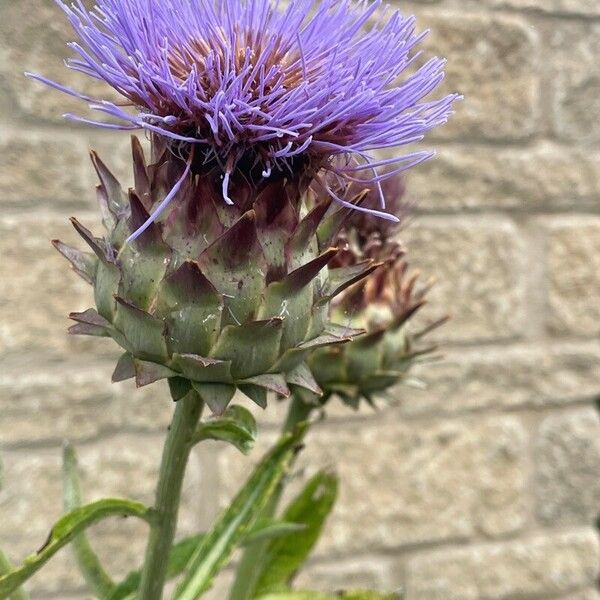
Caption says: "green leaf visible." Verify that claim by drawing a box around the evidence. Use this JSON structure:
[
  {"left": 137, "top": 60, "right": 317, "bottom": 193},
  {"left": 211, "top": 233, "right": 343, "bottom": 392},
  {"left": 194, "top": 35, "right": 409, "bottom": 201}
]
[
  {"left": 62, "top": 444, "right": 116, "bottom": 598},
  {"left": 174, "top": 425, "right": 307, "bottom": 600},
  {"left": 0, "top": 550, "right": 28, "bottom": 600},
  {"left": 243, "top": 519, "right": 306, "bottom": 546},
  {"left": 192, "top": 405, "right": 257, "bottom": 454},
  {"left": 107, "top": 534, "right": 205, "bottom": 600},
  {"left": 253, "top": 471, "right": 338, "bottom": 596},
  {"left": 0, "top": 499, "right": 151, "bottom": 598}
]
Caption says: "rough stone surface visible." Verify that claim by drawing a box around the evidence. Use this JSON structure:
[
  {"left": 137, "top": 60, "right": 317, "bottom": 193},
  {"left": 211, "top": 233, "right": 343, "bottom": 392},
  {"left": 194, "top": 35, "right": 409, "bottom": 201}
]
[
  {"left": 0, "top": 214, "right": 120, "bottom": 367},
  {"left": 0, "top": 368, "right": 173, "bottom": 446},
  {"left": 549, "top": 23, "right": 600, "bottom": 145},
  {"left": 535, "top": 408, "right": 600, "bottom": 527},
  {"left": 407, "top": 144, "right": 600, "bottom": 212},
  {"left": 490, "top": 0, "right": 600, "bottom": 14},
  {"left": 0, "top": 433, "right": 216, "bottom": 542},
  {"left": 545, "top": 217, "right": 600, "bottom": 337},
  {"left": 0, "top": 0, "right": 122, "bottom": 124},
  {"left": 415, "top": 12, "right": 540, "bottom": 141},
  {"left": 0, "top": 132, "right": 88, "bottom": 208},
  {"left": 404, "top": 217, "right": 526, "bottom": 343},
  {"left": 405, "top": 529, "right": 600, "bottom": 600},
  {"left": 398, "top": 341, "right": 600, "bottom": 416},
  {"left": 294, "top": 557, "right": 395, "bottom": 592}
]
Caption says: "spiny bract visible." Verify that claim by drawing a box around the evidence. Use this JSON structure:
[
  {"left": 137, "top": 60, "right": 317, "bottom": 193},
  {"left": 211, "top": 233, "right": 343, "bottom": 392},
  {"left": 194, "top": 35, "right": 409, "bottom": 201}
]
[
  {"left": 55, "top": 137, "right": 380, "bottom": 414},
  {"left": 306, "top": 179, "right": 447, "bottom": 409}
]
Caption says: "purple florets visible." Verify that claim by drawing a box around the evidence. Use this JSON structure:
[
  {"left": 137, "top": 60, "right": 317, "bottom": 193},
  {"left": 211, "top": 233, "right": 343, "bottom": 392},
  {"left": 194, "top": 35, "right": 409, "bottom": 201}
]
[{"left": 29, "top": 0, "right": 458, "bottom": 225}]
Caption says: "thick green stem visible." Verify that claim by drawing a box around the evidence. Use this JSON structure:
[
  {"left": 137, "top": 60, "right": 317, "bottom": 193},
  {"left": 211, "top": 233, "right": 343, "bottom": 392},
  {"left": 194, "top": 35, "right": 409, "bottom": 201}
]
[
  {"left": 229, "top": 391, "right": 316, "bottom": 600},
  {"left": 138, "top": 391, "right": 203, "bottom": 600},
  {"left": 0, "top": 549, "right": 29, "bottom": 600},
  {"left": 282, "top": 392, "right": 315, "bottom": 434}
]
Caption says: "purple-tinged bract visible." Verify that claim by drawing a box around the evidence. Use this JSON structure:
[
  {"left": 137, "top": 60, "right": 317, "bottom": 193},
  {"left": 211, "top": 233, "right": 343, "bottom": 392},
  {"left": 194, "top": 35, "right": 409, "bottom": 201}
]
[{"left": 30, "top": 0, "right": 458, "bottom": 211}]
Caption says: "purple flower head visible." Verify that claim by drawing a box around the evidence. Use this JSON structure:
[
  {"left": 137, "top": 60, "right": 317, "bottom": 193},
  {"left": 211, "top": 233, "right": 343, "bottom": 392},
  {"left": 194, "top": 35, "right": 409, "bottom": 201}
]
[{"left": 29, "top": 0, "right": 459, "bottom": 235}]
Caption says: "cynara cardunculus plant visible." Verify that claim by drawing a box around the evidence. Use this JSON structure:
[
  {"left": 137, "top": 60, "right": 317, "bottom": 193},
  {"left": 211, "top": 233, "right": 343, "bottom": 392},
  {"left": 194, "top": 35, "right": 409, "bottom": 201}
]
[{"left": 0, "top": 1, "right": 458, "bottom": 599}]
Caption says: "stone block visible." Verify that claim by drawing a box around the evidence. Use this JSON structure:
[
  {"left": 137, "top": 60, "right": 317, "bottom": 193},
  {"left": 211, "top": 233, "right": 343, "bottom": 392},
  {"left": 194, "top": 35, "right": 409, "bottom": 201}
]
[
  {"left": 535, "top": 408, "right": 600, "bottom": 527},
  {"left": 405, "top": 529, "right": 600, "bottom": 600},
  {"left": 544, "top": 216, "right": 600, "bottom": 337},
  {"left": 403, "top": 217, "right": 526, "bottom": 343}
]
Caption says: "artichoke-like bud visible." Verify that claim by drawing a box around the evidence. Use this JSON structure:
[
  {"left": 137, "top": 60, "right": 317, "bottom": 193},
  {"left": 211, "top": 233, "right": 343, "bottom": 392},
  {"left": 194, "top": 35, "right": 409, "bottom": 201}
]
[
  {"left": 307, "top": 180, "right": 447, "bottom": 409},
  {"left": 54, "top": 137, "right": 379, "bottom": 414}
]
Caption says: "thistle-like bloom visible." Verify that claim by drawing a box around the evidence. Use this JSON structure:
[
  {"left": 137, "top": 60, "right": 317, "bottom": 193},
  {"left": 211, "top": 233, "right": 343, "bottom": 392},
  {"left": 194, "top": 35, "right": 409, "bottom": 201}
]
[{"left": 29, "top": 0, "right": 458, "bottom": 229}]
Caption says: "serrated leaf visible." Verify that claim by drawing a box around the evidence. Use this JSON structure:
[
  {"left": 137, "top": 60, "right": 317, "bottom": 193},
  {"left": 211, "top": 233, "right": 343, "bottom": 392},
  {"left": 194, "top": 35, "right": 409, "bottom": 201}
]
[
  {"left": 174, "top": 426, "right": 307, "bottom": 600},
  {"left": 243, "top": 519, "right": 306, "bottom": 546},
  {"left": 63, "top": 445, "right": 115, "bottom": 598},
  {"left": 193, "top": 405, "right": 257, "bottom": 454},
  {"left": 0, "top": 500, "right": 151, "bottom": 598},
  {"left": 253, "top": 471, "right": 338, "bottom": 596}
]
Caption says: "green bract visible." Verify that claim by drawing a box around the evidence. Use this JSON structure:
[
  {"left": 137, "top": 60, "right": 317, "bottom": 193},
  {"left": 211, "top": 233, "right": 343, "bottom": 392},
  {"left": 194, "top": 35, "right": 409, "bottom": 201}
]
[
  {"left": 55, "top": 137, "right": 376, "bottom": 414},
  {"left": 308, "top": 308, "right": 430, "bottom": 409}
]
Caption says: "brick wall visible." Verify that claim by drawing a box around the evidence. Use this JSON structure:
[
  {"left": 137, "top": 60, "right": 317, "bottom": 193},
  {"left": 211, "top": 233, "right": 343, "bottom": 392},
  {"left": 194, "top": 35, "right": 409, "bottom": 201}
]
[{"left": 0, "top": 1, "right": 599, "bottom": 598}]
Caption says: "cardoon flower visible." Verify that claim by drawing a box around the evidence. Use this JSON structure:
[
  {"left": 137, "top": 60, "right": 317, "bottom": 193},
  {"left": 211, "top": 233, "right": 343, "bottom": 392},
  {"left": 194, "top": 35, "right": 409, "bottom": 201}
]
[
  {"left": 307, "top": 177, "right": 448, "bottom": 408},
  {"left": 29, "top": 0, "right": 458, "bottom": 231},
  {"left": 34, "top": 0, "right": 457, "bottom": 414}
]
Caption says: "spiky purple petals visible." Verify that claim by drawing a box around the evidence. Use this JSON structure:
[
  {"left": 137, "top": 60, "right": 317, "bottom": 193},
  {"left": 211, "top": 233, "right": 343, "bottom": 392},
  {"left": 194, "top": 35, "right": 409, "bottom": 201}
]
[{"left": 30, "top": 0, "right": 459, "bottom": 223}]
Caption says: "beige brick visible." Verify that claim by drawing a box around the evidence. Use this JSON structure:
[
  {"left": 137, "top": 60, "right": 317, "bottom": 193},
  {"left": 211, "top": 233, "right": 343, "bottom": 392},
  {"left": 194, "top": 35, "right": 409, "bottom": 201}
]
[
  {"left": 544, "top": 216, "right": 600, "bottom": 337},
  {"left": 0, "top": 433, "right": 217, "bottom": 540},
  {"left": 485, "top": 0, "right": 600, "bottom": 14},
  {"left": 0, "top": 132, "right": 89, "bottom": 208},
  {"left": 294, "top": 557, "right": 394, "bottom": 592},
  {"left": 0, "top": 213, "right": 120, "bottom": 366},
  {"left": 407, "top": 143, "right": 600, "bottom": 212},
  {"left": 0, "top": 369, "right": 174, "bottom": 446},
  {"left": 0, "top": 0, "right": 122, "bottom": 124},
  {"left": 405, "top": 529, "right": 600, "bottom": 600},
  {"left": 404, "top": 217, "right": 526, "bottom": 343},
  {"left": 219, "top": 416, "right": 528, "bottom": 554},
  {"left": 535, "top": 408, "right": 600, "bottom": 527},
  {"left": 415, "top": 12, "right": 540, "bottom": 141},
  {"left": 567, "top": 590, "right": 600, "bottom": 600},
  {"left": 549, "top": 23, "right": 600, "bottom": 145},
  {"left": 397, "top": 341, "right": 600, "bottom": 416}
]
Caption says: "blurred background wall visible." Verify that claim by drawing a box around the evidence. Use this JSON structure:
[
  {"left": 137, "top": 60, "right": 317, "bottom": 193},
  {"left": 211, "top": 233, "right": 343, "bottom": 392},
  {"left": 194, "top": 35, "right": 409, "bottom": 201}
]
[{"left": 0, "top": 0, "right": 599, "bottom": 598}]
